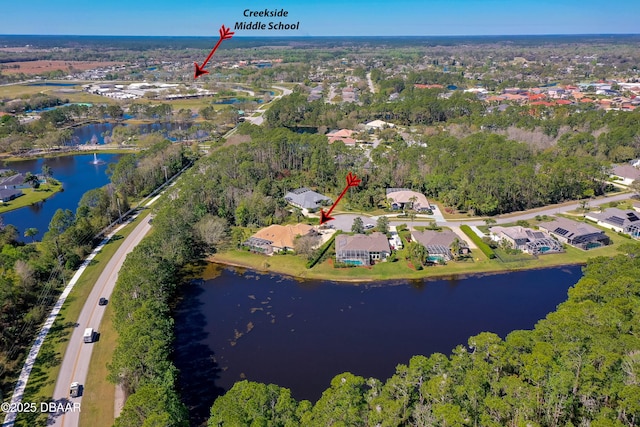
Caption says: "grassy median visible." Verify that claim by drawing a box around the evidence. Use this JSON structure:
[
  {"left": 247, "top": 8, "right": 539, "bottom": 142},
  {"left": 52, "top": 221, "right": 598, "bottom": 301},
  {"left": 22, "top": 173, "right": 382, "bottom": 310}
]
[{"left": 15, "top": 210, "right": 149, "bottom": 427}]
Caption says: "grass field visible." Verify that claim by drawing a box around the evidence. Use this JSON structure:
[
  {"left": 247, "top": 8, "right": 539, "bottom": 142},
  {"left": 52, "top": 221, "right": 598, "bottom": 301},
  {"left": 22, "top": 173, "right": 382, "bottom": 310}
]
[
  {"left": 14, "top": 211, "right": 149, "bottom": 427},
  {"left": 0, "top": 182, "right": 62, "bottom": 214}
]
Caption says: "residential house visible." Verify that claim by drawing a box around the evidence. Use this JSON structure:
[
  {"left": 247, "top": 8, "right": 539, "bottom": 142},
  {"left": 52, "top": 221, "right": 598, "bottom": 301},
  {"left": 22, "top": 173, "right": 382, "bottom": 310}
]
[
  {"left": 411, "top": 230, "right": 469, "bottom": 262},
  {"left": 365, "top": 120, "right": 395, "bottom": 130},
  {"left": 243, "top": 223, "right": 316, "bottom": 255},
  {"left": 585, "top": 208, "right": 640, "bottom": 238},
  {"left": 489, "top": 226, "right": 563, "bottom": 254},
  {"left": 326, "top": 129, "right": 357, "bottom": 146},
  {"left": 386, "top": 188, "right": 431, "bottom": 212},
  {"left": 538, "top": 217, "right": 610, "bottom": 250},
  {"left": 0, "top": 173, "right": 30, "bottom": 190},
  {"left": 0, "top": 188, "right": 23, "bottom": 202},
  {"left": 610, "top": 164, "right": 640, "bottom": 186},
  {"left": 335, "top": 232, "right": 391, "bottom": 265},
  {"left": 284, "top": 188, "right": 332, "bottom": 213}
]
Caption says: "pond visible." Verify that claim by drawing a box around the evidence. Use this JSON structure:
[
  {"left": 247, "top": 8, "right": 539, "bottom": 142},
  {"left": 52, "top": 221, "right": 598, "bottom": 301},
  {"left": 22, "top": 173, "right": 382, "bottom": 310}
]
[
  {"left": 1, "top": 153, "right": 122, "bottom": 241},
  {"left": 67, "top": 122, "right": 203, "bottom": 145},
  {"left": 174, "top": 264, "right": 581, "bottom": 424}
]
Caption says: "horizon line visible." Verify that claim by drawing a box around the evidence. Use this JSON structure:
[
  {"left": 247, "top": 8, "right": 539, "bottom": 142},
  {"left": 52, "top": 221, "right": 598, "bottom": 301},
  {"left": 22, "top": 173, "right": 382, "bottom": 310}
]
[{"left": 1, "top": 33, "right": 640, "bottom": 38}]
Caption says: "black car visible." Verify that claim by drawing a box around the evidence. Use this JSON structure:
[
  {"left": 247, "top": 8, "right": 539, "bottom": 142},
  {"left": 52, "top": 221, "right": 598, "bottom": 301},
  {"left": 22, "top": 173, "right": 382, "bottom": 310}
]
[{"left": 98, "top": 297, "right": 108, "bottom": 306}]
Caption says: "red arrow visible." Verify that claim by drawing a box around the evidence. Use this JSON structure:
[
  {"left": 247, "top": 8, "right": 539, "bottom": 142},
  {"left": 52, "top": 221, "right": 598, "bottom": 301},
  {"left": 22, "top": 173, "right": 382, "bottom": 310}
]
[
  {"left": 319, "top": 172, "right": 361, "bottom": 225},
  {"left": 194, "top": 25, "right": 234, "bottom": 79}
]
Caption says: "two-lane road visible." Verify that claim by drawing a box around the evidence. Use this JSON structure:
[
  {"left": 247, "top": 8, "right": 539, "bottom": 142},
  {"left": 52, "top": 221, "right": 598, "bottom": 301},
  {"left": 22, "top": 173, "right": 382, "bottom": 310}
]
[{"left": 48, "top": 217, "right": 151, "bottom": 427}]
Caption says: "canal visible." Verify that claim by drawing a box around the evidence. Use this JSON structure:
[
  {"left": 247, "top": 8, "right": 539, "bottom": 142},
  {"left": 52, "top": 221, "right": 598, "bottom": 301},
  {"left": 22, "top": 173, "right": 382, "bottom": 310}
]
[{"left": 174, "top": 264, "right": 581, "bottom": 423}]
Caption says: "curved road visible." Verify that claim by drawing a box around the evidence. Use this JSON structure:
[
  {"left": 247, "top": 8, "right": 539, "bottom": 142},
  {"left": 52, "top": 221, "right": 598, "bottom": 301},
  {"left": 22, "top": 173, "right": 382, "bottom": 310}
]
[{"left": 47, "top": 217, "right": 151, "bottom": 427}]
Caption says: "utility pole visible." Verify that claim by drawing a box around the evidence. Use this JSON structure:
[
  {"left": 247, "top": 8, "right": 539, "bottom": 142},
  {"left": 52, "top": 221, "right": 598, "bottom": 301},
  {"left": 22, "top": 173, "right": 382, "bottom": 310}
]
[{"left": 162, "top": 165, "right": 168, "bottom": 183}]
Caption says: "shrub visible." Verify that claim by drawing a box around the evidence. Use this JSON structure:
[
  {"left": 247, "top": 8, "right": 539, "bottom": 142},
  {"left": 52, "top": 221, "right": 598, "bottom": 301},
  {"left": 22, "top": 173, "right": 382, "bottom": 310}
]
[{"left": 461, "top": 225, "right": 496, "bottom": 259}]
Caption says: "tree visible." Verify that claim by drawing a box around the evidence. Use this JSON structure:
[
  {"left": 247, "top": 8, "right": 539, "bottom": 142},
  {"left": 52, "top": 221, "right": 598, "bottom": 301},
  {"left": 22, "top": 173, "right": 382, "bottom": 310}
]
[
  {"left": 450, "top": 237, "right": 462, "bottom": 260},
  {"left": 376, "top": 216, "right": 390, "bottom": 234},
  {"left": 24, "top": 228, "right": 38, "bottom": 242},
  {"left": 41, "top": 165, "right": 52, "bottom": 180},
  {"left": 294, "top": 234, "right": 321, "bottom": 260},
  {"left": 352, "top": 217, "right": 365, "bottom": 234},
  {"left": 48, "top": 209, "right": 75, "bottom": 236},
  {"left": 194, "top": 215, "right": 228, "bottom": 251},
  {"left": 23, "top": 172, "right": 39, "bottom": 189}
]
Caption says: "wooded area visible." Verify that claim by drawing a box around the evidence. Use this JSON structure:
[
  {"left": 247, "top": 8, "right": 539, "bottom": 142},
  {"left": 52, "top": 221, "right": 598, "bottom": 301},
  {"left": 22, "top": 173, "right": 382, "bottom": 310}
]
[{"left": 0, "top": 141, "right": 189, "bottom": 401}]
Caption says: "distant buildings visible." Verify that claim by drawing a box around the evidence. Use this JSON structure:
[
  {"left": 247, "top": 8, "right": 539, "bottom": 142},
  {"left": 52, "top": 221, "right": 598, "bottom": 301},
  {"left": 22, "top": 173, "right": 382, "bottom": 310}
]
[
  {"left": 335, "top": 232, "right": 391, "bottom": 265},
  {"left": 365, "top": 120, "right": 395, "bottom": 130},
  {"left": 284, "top": 188, "right": 332, "bottom": 213},
  {"left": 326, "top": 129, "right": 357, "bottom": 146}
]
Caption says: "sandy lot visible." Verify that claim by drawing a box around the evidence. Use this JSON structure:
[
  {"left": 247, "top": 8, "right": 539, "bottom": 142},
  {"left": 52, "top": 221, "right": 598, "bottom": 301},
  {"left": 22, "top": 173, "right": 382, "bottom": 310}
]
[{"left": 0, "top": 60, "right": 123, "bottom": 74}]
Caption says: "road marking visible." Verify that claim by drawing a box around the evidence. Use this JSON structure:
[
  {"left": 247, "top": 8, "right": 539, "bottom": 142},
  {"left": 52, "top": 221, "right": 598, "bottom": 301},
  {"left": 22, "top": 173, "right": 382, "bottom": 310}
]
[{"left": 59, "top": 222, "right": 149, "bottom": 427}]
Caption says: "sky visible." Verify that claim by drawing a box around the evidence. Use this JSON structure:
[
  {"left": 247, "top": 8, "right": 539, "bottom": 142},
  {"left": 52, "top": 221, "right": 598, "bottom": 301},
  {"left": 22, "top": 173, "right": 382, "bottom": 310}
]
[{"left": 2, "top": 0, "right": 640, "bottom": 37}]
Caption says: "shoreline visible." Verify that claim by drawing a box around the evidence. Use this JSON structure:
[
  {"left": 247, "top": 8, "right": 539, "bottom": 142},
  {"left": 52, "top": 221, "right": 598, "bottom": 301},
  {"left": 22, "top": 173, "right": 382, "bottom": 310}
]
[
  {"left": 208, "top": 252, "right": 588, "bottom": 284},
  {"left": 0, "top": 181, "right": 63, "bottom": 214}
]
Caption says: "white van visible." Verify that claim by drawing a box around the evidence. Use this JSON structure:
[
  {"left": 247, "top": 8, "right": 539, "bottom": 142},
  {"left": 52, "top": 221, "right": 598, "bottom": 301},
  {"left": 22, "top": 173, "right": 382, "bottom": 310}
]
[{"left": 83, "top": 328, "right": 94, "bottom": 343}]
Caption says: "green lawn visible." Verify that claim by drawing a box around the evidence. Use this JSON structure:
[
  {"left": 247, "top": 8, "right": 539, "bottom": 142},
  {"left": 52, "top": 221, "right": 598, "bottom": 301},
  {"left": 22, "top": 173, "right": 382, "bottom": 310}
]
[
  {"left": 0, "top": 182, "right": 63, "bottom": 214},
  {"left": 212, "top": 225, "right": 629, "bottom": 283},
  {"left": 14, "top": 210, "right": 150, "bottom": 427}
]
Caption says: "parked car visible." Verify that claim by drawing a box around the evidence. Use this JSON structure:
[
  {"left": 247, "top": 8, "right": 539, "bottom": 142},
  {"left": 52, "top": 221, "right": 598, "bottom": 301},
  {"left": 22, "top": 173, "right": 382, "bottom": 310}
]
[
  {"left": 98, "top": 297, "right": 108, "bottom": 306},
  {"left": 364, "top": 224, "right": 375, "bottom": 229}
]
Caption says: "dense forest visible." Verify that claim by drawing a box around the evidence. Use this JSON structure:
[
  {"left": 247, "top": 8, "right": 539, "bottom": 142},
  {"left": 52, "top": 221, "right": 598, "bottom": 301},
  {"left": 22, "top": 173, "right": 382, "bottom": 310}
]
[
  {"left": 207, "top": 244, "right": 640, "bottom": 426},
  {"left": 167, "top": 123, "right": 610, "bottom": 219},
  {"left": 0, "top": 140, "right": 189, "bottom": 401}
]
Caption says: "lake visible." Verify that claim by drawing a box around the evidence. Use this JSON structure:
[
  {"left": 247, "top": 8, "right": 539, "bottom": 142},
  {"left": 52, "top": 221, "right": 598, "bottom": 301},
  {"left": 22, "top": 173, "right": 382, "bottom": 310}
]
[
  {"left": 174, "top": 264, "right": 581, "bottom": 424},
  {"left": 1, "top": 153, "right": 122, "bottom": 241},
  {"left": 68, "top": 122, "right": 205, "bottom": 145}
]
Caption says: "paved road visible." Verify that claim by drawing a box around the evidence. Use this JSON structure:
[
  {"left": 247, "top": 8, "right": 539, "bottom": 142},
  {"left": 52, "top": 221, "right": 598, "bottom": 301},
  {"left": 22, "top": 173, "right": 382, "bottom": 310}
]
[
  {"left": 47, "top": 217, "right": 152, "bottom": 427},
  {"left": 366, "top": 72, "right": 375, "bottom": 94}
]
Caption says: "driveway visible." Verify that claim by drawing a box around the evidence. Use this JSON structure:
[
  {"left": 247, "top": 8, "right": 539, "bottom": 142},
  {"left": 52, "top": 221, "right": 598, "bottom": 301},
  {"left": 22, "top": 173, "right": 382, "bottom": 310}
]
[{"left": 329, "top": 213, "right": 375, "bottom": 232}]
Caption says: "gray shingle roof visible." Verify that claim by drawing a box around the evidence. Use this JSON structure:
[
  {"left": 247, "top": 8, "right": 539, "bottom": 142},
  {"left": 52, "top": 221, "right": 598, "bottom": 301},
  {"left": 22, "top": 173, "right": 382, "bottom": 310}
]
[{"left": 284, "top": 188, "right": 332, "bottom": 210}]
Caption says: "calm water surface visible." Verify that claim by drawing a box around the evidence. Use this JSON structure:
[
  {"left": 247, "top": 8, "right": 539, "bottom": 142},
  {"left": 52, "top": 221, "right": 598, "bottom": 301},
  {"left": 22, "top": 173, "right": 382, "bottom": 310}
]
[
  {"left": 2, "top": 153, "right": 121, "bottom": 240},
  {"left": 174, "top": 265, "right": 581, "bottom": 423}
]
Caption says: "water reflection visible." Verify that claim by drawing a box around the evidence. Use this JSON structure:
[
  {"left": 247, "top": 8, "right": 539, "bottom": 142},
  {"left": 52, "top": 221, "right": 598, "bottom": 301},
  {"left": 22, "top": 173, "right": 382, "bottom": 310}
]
[
  {"left": 175, "top": 265, "right": 580, "bottom": 409},
  {"left": 1, "top": 153, "right": 122, "bottom": 241}
]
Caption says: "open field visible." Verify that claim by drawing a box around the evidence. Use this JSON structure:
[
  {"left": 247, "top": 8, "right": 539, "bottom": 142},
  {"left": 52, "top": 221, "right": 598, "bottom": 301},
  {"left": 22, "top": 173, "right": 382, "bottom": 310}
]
[{"left": 1, "top": 61, "right": 123, "bottom": 75}]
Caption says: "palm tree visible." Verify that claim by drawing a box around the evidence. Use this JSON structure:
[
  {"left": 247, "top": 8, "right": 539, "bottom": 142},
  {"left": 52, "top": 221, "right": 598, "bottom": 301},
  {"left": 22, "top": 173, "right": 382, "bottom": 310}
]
[
  {"left": 292, "top": 207, "right": 303, "bottom": 223},
  {"left": 24, "top": 228, "right": 38, "bottom": 242},
  {"left": 450, "top": 238, "right": 462, "bottom": 260},
  {"left": 408, "top": 195, "right": 418, "bottom": 210},
  {"left": 41, "top": 165, "right": 52, "bottom": 180}
]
